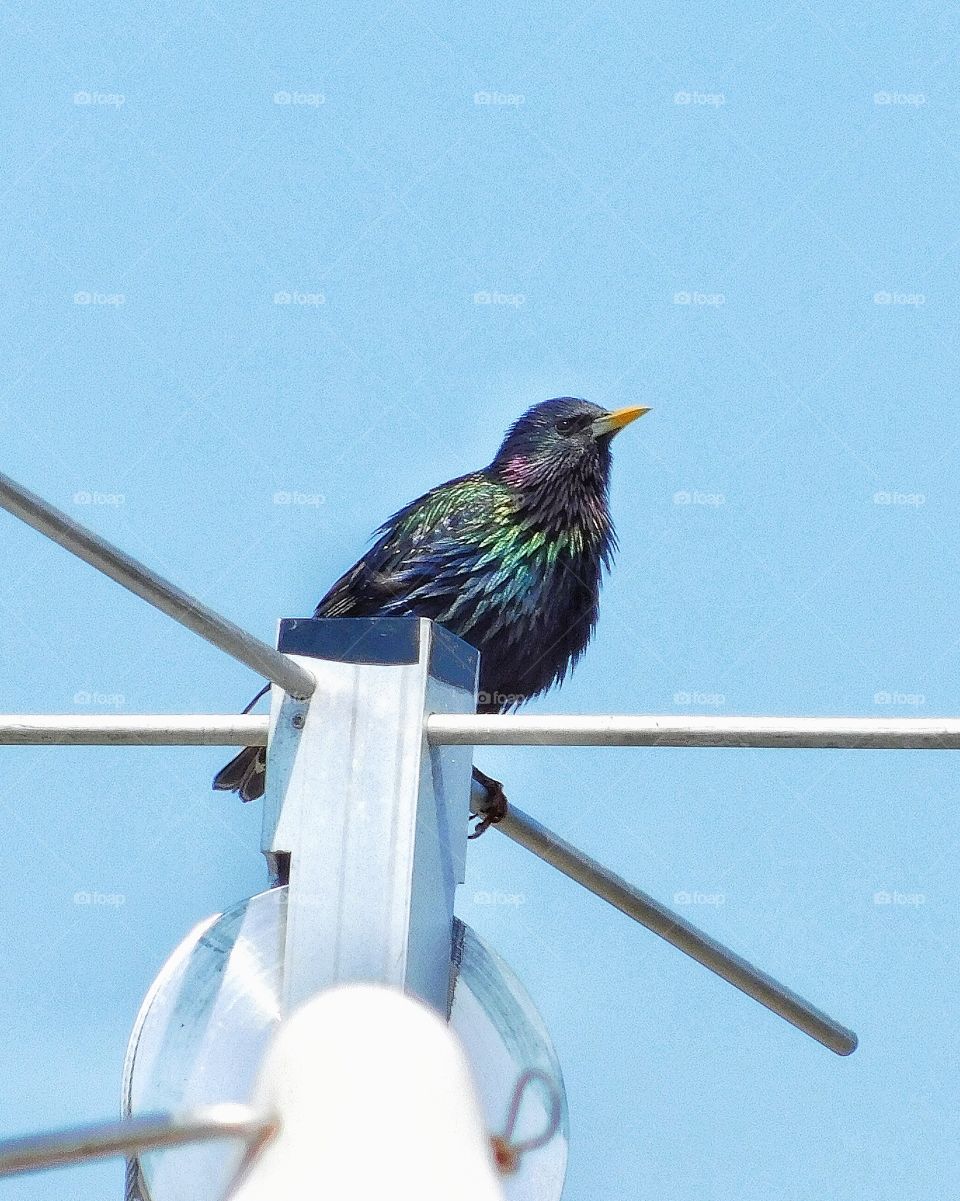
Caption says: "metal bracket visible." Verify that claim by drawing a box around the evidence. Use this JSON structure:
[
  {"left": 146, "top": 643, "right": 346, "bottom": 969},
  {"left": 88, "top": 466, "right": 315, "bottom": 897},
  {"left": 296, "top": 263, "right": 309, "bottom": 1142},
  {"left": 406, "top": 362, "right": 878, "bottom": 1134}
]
[{"left": 261, "top": 617, "right": 479, "bottom": 1015}]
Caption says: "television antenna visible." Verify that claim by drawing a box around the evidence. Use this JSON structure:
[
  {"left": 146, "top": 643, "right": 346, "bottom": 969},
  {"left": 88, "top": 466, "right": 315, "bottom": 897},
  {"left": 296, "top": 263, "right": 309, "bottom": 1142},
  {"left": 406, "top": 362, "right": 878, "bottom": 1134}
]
[{"left": 0, "top": 469, "right": 880, "bottom": 1197}]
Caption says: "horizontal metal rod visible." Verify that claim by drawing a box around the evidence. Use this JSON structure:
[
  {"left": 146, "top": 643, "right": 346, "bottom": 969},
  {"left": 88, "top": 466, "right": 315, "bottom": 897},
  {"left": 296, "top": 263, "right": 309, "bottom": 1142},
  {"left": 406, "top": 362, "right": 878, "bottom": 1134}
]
[
  {"left": 0, "top": 714, "right": 268, "bottom": 745},
  {"left": 0, "top": 471, "right": 315, "bottom": 699},
  {"left": 433, "top": 713, "right": 960, "bottom": 750},
  {"left": 4, "top": 712, "right": 960, "bottom": 749},
  {"left": 473, "top": 785, "right": 857, "bottom": 1055},
  {"left": 0, "top": 1104, "right": 274, "bottom": 1177}
]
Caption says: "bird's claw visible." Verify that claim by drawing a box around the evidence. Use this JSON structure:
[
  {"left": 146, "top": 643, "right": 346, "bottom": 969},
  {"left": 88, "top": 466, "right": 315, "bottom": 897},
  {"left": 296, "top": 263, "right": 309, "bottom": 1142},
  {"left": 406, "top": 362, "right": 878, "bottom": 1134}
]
[{"left": 469, "top": 768, "right": 508, "bottom": 838}]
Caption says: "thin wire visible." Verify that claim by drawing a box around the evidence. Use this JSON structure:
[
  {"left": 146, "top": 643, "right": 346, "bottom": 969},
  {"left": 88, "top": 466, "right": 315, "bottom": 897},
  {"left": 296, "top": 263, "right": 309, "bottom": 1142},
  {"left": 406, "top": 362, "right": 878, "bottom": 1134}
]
[
  {"left": 242, "top": 684, "right": 271, "bottom": 713},
  {"left": 493, "top": 1067, "right": 563, "bottom": 1174}
]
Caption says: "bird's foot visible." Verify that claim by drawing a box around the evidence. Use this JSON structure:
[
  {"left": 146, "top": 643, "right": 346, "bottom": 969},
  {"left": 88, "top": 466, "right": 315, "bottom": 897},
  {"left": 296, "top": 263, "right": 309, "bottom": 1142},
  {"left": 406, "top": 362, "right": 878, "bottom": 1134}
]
[{"left": 469, "top": 767, "right": 509, "bottom": 838}]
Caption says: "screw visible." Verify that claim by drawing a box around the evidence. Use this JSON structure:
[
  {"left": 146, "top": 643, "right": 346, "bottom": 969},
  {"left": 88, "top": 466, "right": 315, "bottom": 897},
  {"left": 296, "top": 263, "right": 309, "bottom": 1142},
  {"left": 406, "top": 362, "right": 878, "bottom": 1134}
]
[{"left": 291, "top": 712, "right": 305, "bottom": 729}]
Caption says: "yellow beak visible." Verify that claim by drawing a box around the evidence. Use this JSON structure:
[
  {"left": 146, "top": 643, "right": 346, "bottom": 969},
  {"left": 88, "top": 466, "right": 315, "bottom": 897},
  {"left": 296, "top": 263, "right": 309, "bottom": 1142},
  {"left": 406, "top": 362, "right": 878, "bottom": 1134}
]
[{"left": 591, "top": 405, "right": 651, "bottom": 438}]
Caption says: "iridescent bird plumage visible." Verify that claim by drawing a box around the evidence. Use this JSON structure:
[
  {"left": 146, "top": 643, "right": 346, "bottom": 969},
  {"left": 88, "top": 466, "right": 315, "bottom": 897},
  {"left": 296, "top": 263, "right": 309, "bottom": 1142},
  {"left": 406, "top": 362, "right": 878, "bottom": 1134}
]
[{"left": 215, "top": 396, "right": 648, "bottom": 800}]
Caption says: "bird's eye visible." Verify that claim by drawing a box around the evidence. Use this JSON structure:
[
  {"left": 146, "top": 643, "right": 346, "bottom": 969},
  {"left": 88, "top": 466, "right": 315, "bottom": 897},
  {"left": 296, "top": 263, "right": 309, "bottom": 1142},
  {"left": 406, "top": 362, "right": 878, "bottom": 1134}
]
[{"left": 556, "top": 415, "right": 587, "bottom": 436}]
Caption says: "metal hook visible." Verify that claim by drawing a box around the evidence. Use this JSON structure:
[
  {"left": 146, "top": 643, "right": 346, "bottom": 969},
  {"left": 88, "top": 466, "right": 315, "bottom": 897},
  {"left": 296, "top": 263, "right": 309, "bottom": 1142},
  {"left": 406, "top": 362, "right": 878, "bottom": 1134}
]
[{"left": 491, "top": 1067, "right": 562, "bottom": 1175}]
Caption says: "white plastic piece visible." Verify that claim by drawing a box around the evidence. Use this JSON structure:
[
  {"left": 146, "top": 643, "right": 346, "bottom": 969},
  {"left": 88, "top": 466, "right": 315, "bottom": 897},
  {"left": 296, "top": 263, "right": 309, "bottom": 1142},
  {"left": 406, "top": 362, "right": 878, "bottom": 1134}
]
[{"left": 224, "top": 985, "right": 505, "bottom": 1201}]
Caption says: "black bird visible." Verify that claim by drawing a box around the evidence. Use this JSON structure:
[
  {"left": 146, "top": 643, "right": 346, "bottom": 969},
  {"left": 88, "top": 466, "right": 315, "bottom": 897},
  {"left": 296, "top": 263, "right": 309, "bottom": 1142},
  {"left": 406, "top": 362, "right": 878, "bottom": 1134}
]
[{"left": 214, "top": 396, "right": 649, "bottom": 830}]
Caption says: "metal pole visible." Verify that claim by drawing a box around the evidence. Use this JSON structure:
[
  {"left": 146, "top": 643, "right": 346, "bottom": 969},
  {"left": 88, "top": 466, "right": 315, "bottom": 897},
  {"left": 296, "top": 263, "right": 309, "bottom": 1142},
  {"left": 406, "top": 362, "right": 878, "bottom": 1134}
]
[
  {"left": 0, "top": 471, "right": 315, "bottom": 699},
  {"left": 475, "top": 789, "right": 857, "bottom": 1056},
  {"left": 262, "top": 617, "right": 478, "bottom": 1014},
  {"left": 0, "top": 714, "right": 267, "bottom": 745},
  {"left": 0, "top": 1105, "right": 272, "bottom": 1178},
  {"left": 431, "top": 712, "right": 960, "bottom": 750}
]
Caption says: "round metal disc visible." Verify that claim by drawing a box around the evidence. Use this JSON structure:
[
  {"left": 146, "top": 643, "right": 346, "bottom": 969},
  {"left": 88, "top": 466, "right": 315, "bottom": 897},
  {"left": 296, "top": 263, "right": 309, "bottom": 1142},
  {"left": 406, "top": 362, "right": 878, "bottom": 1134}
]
[{"left": 123, "top": 888, "right": 567, "bottom": 1200}]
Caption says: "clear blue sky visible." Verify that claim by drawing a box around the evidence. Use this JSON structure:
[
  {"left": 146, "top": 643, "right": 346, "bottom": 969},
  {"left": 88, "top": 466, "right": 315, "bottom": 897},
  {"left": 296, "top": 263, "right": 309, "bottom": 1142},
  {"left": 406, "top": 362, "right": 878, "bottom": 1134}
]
[{"left": 1, "top": 2, "right": 957, "bottom": 1197}]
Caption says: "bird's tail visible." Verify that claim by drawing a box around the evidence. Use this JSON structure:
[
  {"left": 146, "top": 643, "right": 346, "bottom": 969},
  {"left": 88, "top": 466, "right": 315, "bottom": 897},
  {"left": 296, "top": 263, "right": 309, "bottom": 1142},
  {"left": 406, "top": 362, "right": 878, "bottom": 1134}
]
[
  {"left": 213, "top": 684, "right": 271, "bottom": 801},
  {"left": 213, "top": 745, "right": 266, "bottom": 802}
]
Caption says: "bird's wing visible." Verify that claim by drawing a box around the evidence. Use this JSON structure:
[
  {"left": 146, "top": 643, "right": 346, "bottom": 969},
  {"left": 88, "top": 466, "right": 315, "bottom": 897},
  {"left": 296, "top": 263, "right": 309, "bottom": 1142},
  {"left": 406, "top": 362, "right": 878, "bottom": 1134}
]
[{"left": 314, "top": 473, "right": 522, "bottom": 626}]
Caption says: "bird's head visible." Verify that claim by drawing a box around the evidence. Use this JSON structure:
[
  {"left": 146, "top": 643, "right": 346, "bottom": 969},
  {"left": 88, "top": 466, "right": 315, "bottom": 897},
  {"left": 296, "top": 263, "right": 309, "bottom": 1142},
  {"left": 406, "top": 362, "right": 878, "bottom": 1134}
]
[{"left": 491, "top": 397, "right": 650, "bottom": 491}]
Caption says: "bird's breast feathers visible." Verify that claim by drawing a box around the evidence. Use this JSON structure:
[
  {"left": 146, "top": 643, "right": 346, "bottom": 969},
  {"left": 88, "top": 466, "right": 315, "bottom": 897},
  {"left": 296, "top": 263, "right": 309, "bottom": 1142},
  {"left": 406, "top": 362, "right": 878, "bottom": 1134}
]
[{"left": 314, "top": 471, "right": 614, "bottom": 690}]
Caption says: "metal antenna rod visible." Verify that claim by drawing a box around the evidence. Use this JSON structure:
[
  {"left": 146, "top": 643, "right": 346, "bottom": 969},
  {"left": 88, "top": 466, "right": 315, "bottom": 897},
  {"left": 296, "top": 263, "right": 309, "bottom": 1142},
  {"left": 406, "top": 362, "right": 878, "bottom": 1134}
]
[
  {"left": 5, "top": 712, "right": 960, "bottom": 748},
  {"left": 0, "top": 714, "right": 267, "bottom": 745},
  {"left": 0, "top": 471, "right": 315, "bottom": 699},
  {"left": 430, "top": 712, "right": 960, "bottom": 750},
  {"left": 474, "top": 786, "right": 857, "bottom": 1056},
  {"left": 0, "top": 1105, "right": 273, "bottom": 1177}
]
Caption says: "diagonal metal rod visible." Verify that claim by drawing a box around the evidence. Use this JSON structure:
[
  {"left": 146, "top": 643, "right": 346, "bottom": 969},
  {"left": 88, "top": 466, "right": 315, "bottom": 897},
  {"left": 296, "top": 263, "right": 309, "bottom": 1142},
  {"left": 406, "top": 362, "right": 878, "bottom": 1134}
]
[
  {"left": 472, "top": 784, "right": 857, "bottom": 1056},
  {"left": 0, "top": 1104, "right": 274, "bottom": 1177},
  {"left": 431, "top": 712, "right": 960, "bottom": 749},
  {"left": 0, "top": 471, "right": 315, "bottom": 699}
]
